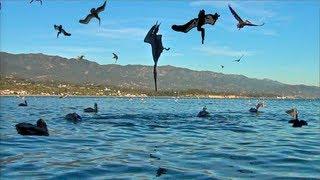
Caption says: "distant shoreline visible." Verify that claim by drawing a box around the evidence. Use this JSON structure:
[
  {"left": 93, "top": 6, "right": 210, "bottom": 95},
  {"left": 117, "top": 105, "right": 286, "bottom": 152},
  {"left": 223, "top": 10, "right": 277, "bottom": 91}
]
[{"left": 1, "top": 95, "right": 318, "bottom": 100}]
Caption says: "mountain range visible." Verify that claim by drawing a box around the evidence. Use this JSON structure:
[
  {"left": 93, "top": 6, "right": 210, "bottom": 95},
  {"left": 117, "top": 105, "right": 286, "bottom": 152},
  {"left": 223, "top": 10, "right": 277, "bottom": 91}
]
[{"left": 1, "top": 52, "right": 319, "bottom": 98}]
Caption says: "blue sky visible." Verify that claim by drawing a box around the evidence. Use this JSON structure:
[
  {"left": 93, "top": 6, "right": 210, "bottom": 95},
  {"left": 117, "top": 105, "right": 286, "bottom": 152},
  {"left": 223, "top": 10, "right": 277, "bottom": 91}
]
[{"left": 1, "top": 0, "right": 319, "bottom": 86}]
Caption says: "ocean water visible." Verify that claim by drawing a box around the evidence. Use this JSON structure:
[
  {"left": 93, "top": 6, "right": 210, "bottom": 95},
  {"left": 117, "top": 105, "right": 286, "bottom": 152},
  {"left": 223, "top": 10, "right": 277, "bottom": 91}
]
[{"left": 0, "top": 97, "right": 319, "bottom": 179}]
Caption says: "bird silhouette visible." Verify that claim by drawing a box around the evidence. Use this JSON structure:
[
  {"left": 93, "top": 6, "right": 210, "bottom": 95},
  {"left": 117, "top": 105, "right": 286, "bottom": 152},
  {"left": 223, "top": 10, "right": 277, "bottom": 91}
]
[
  {"left": 16, "top": 119, "right": 49, "bottom": 136},
  {"left": 112, "top": 53, "right": 118, "bottom": 63},
  {"left": 249, "top": 102, "right": 263, "bottom": 113},
  {"left": 234, "top": 54, "right": 244, "bottom": 62},
  {"left": 30, "top": 0, "right": 42, "bottom": 5},
  {"left": 172, "top": 10, "right": 219, "bottom": 44},
  {"left": 144, "top": 22, "right": 170, "bottom": 92},
  {"left": 79, "top": 1, "right": 106, "bottom": 26},
  {"left": 228, "top": 4, "right": 264, "bottom": 29},
  {"left": 77, "top": 55, "right": 84, "bottom": 60},
  {"left": 54, "top": 25, "right": 71, "bottom": 38}
]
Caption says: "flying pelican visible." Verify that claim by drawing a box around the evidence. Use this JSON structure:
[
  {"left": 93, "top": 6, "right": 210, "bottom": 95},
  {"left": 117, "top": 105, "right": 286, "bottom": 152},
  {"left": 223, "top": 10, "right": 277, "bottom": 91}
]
[
  {"left": 228, "top": 4, "right": 264, "bottom": 30},
  {"left": 144, "top": 22, "right": 170, "bottom": 92},
  {"left": 112, "top": 53, "right": 118, "bottom": 63},
  {"left": 234, "top": 54, "right": 244, "bottom": 62},
  {"left": 54, "top": 25, "right": 71, "bottom": 38},
  {"left": 172, "top": 10, "right": 219, "bottom": 44},
  {"left": 30, "top": 0, "right": 42, "bottom": 5},
  {"left": 79, "top": 1, "right": 106, "bottom": 26},
  {"left": 77, "top": 55, "right": 85, "bottom": 60}
]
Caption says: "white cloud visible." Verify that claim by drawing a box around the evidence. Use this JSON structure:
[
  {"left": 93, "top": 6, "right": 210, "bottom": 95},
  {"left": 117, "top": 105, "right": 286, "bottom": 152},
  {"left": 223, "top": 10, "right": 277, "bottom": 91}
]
[{"left": 194, "top": 45, "right": 254, "bottom": 57}]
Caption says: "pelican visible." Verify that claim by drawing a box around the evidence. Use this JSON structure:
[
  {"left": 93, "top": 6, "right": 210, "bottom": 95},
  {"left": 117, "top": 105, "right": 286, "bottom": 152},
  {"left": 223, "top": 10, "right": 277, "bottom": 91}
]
[
  {"left": 112, "top": 53, "right": 118, "bottom": 63},
  {"left": 77, "top": 55, "right": 85, "bottom": 60},
  {"left": 144, "top": 22, "right": 170, "bottom": 91},
  {"left": 197, "top": 106, "right": 210, "bottom": 117},
  {"left": 16, "top": 119, "right": 49, "bottom": 136},
  {"left": 54, "top": 25, "right": 71, "bottom": 38},
  {"left": 249, "top": 102, "right": 263, "bottom": 113},
  {"left": 286, "top": 108, "right": 308, "bottom": 127},
  {"left": 84, "top": 103, "right": 98, "bottom": 113},
  {"left": 79, "top": 1, "right": 106, "bottom": 26},
  {"left": 228, "top": 4, "right": 264, "bottom": 30},
  {"left": 30, "top": 0, "right": 42, "bottom": 5},
  {"left": 172, "top": 10, "right": 219, "bottom": 44},
  {"left": 156, "top": 167, "right": 167, "bottom": 177},
  {"left": 65, "top": 113, "right": 82, "bottom": 122},
  {"left": 234, "top": 54, "right": 244, "bottom": 62},
  {"left": 18, "top": 100, "right": 28, "bottom": 107}
]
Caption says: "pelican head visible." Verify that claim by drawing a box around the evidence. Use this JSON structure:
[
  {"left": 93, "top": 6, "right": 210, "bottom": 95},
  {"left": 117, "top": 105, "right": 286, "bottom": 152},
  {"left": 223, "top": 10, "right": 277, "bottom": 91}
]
[
  {"left": 90, "top": 8, "right": 96, "bottom": 14},
  {"left": 203, "top": 106, "right": 207, "bottom": 111},
  {"left": 237, "top": 23, "right": 244, "bottom": 29},
  {"left": 36, "top": 119, "right": 47, "bottom": 129},
  {"left": 154, "top": 22, "right": 160, "bottom": 34}
]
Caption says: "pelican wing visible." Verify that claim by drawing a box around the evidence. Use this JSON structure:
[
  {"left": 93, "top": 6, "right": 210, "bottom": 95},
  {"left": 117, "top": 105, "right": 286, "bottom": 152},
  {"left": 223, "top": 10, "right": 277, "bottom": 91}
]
[
  {"left": 171, "top": 18, "right": 198, "bottom": 33},
  {"left": 205, "top": 13, "right": 219, "bottom": 25},
  {"left": 54, "top": 25, "right": 59, "bottom": 31},
  {"left": 112, "top": 53, "right": 118, "bottom": 59},
  {"left": 61, "top": 28, "right": 71, "bottom": 36},
  {"left": 228, "top": 5, "right": 243, "bottom": 23},
  {"left": 96, "top": 1, "right": 106, "bottom": 14},
  {"left": 286, "top": 108, "right": 297, "bottom": 117},
  {"left": 144, "top": 24, "right": 157, "bottom": 43},
  {"left": 79, "top": 14, "right": 95, "bottom": 24},
  {"left": 246, "top": 22, "right": 265, "bottom": 26}
]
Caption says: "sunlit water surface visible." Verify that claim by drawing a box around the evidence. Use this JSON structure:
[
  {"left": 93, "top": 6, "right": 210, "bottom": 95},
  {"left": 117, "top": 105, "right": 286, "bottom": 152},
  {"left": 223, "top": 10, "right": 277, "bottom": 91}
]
[{"left": 0, "top": 97, "right": 319, "bottom": 179}]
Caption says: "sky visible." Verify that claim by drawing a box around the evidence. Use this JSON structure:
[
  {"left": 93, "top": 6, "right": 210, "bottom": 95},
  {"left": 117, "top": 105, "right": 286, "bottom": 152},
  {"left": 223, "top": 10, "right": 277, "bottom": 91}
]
[{"left": 1, "top": 0, "right": 319, "bottom": 86}]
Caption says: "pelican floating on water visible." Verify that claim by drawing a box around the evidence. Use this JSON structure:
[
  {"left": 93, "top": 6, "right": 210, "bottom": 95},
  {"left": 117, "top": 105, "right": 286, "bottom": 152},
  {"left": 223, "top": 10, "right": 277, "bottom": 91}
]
[
  {"left": 16, "top": 119, "right": 49, "bottom": 136},
  {"left": 197, "top": 106, "right": 210, "bottom": 117},
  {"left": 18, "top": 100, "right": 28, "bottom": 107},
  {"left": 286, "top": 108, "right": 308, "bottom": 127},
  {"left": 65, "top": 113, "right": 82, "bottom": 122},
  {"left": 249, "top": 102, "right": 263, "bottom": 113},
  {"left": 84, "top": 103, "right": 98, "bottom": 113}
]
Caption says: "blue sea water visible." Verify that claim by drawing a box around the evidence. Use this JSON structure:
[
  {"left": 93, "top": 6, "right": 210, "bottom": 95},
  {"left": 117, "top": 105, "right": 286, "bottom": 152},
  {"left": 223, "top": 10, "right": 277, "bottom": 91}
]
[{"left": 0, "top": 97, "right": 319, "bottom": 179}]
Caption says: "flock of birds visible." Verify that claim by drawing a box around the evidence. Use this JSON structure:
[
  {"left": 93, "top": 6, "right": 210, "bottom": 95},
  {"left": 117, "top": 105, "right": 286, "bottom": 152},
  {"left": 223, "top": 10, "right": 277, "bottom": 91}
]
[
  {"left": 3, "top": 1, "right": 310, "bottom": 177},
  {"left": 22, "top": 0, "right": 265, "bottom": 92},
  {"left": 197, "top": 103, "right": 308, "bottom": 128},
  {"left": 14, "top": 98, "right": 307, "bottom": 177},
  {"left": 16, "top": 99, "right": 308, "bottom": 138}
]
